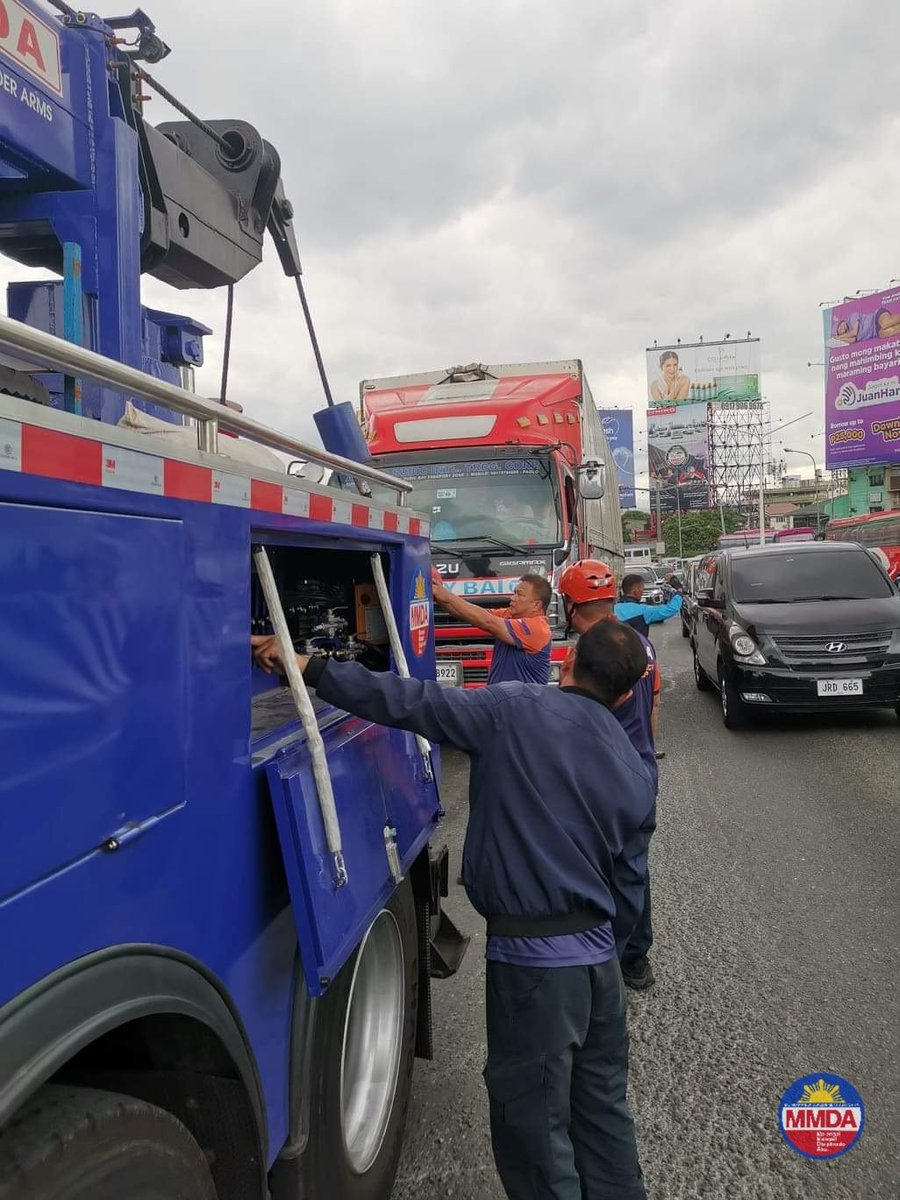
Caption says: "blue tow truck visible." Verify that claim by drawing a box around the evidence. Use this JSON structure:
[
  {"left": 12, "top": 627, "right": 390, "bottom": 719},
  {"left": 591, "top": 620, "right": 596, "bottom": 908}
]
[{"left": 0, "top": 4, "right": 465, "bottom": 1197}]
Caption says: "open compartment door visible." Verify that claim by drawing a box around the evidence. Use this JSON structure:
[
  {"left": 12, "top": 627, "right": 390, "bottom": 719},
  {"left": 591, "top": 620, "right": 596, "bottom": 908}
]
[{"left": 265, "top": 718, "right": 402, "bottom": 996}]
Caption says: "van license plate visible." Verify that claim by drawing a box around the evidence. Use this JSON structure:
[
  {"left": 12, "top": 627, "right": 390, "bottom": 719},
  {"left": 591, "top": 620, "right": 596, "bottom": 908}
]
[
  {"left": 436, "top": 662, "right": 462, "bottom": 686},
  {"left": 816, "top": 678, "right": 862, "bottom": 697}
]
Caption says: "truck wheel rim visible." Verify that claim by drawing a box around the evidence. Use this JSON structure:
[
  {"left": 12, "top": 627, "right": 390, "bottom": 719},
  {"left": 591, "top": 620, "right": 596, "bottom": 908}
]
[{"left": 340, "top": 908, "right": 405, "bottom": 1173}]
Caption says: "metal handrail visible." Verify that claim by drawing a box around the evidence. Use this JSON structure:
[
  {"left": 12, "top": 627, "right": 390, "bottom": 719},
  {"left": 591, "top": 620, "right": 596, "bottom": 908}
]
[{"left": 0, "top": 315, "right": 411, "bottom": 503}]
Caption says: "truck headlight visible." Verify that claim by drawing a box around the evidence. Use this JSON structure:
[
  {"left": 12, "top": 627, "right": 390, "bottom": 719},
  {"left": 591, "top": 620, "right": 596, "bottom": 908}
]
[{"left": 730, "top": 624, "right": 766, "bottom": 666}]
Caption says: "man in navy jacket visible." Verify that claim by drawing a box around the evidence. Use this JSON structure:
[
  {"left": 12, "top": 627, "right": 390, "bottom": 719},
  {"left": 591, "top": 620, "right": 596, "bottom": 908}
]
[{"left": 253, "top": 620, "right": 653, "bottom": 1200}]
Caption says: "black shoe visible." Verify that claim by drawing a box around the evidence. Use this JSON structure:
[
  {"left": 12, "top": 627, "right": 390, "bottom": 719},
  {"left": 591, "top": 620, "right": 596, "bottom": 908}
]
[
  {"left": 655, "top": 750, "right": 666, "bottom": 761},
  {"left": 621, "top": 956, "right": 656, "bottom": 991}
]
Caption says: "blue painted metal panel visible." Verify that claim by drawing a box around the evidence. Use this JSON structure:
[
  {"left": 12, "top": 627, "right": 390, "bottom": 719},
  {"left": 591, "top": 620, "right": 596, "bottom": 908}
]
[
  {"left": 0, "top": 2, "right": 144, "bottom": 412},
  {"left": 0, "top": 2, "right": 89, "bottom": 189},
  {"left": 0, "top": 501, "right": 189, "bottom": 901},
  {"left": 265, "top": 707, "right": 441, "bottom": 997},
  {"left": 0, "top": 458, "right": 440, "bottom": 1164}
]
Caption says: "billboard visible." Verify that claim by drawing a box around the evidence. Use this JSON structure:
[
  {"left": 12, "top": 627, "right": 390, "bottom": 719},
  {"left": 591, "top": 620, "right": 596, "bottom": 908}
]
[
  {"left": 646, "top": 402, "right": 710, "bottom": 513},
  {"left": 823, "top": 287, "right": 900, "bottom": 469},
  {"left": 646, "top": 339, "right": 760, "bottom": 407},
  {"left": 597, "top": 408, "right": 636, "bottom": 508}
]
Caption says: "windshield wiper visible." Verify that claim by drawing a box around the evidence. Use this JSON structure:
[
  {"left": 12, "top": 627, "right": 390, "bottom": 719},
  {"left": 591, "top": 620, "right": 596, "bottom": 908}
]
[{"left": 442, "top": 534, "right": 521, "bottom": 555}]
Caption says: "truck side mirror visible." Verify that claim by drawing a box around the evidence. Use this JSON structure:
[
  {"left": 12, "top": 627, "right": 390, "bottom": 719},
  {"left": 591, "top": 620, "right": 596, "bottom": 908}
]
[
  {"left": 577, "top": 460, "right": 605, "bottom": 500},
  {"left": 288, "top": 459, "right": 326, "bottom": 484}
]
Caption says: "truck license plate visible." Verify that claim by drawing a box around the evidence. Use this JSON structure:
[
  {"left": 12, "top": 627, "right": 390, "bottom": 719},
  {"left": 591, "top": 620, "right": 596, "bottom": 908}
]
[
  {"left": 816, "top": 678, "right": 862, "bottom": 697},
  {"left": 436, "top": 662, "right": 462, "bottom": 687}
]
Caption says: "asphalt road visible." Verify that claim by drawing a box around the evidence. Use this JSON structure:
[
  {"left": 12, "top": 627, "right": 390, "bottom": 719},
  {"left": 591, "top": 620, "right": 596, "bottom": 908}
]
[{"left": 392, "top": 620, "right": 899, "bottom": 1200}]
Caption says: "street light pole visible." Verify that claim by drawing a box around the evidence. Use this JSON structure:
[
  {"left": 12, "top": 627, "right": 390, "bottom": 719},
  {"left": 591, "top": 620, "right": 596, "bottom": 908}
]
[
  {"left": 784, "top": 448, "right": 821, "bottom": 531},
  {"left": 758, "top": 416, "right": 766, "bottom": 545}
]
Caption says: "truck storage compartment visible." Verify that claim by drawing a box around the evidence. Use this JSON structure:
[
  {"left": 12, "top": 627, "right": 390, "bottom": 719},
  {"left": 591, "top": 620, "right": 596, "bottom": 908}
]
[
  {"left": 0, "top": 502, "right": 188, "bottom": 902},
  {"left": 250, "top": 544, "right": 390, "bottom": 744},
  {"left": 250, "top": 540, "right": 440, "bottom": 995}
]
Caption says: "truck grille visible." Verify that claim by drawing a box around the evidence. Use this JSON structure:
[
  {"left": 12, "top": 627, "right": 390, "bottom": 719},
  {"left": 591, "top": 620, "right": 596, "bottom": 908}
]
[
  {"left": 462, "top": 666, "right": 490, "bottom": 684},
  {"left": 770, "top": 630, "right": 893, "bottom": 669}
]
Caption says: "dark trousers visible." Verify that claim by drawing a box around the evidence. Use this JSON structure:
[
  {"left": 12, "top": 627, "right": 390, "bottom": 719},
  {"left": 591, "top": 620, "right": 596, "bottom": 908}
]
[
  {"left": 622, "top": 867, "right": 653, "bottom": 966},
  {"left": 484, "top": 958, "right": 646, "bottom": 1200}
]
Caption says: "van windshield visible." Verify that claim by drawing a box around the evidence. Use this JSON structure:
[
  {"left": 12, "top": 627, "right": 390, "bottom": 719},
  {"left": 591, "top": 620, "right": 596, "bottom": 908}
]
[{"left": 731, "top": 550, "right": 894, "bottom": 602}]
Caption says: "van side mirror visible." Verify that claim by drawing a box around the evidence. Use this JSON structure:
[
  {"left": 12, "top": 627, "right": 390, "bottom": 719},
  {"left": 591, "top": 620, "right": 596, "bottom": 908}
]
[
  {"left": 697, "top": 589, "right": 725, "bottom": 610},
  {"left": 577, "top": 460, "right": 605, "bottom": 500}
]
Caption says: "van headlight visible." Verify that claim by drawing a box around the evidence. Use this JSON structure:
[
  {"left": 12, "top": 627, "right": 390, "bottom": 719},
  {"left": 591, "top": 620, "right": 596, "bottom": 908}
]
[{"left": 730, "top": 624, "right": 766, "bottom": 666}]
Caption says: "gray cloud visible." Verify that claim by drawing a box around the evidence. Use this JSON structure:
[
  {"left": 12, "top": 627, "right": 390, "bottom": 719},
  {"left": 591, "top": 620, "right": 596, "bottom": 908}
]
[{"left": 5, "top": 0, "right": 900, "bottom": 493}]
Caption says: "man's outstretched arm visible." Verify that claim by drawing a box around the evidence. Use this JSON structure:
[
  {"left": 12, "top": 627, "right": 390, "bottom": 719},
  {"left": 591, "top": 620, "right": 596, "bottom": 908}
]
[
  {"left": 431, "top": 569, "right": 517, "bottom": 645},
  {"left": 252, "top": 636, "right": 496, "bottom": 752}
]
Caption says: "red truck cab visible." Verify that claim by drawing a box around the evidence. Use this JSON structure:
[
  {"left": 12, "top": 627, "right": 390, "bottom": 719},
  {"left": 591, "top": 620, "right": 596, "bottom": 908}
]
[{"left": 348, "top": 361, "right": 624, "bottom": 686}]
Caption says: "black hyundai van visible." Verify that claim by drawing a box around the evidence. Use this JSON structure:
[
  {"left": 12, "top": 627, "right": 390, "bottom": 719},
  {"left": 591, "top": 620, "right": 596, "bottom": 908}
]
[{"left": 692, "top": 542, "right": 900, "bottom": 728}]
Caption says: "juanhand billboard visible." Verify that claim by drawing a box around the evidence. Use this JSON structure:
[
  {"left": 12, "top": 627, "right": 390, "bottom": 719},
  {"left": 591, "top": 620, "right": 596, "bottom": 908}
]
[
  {"left": 646, "top": 402, "right": 710, "bottom": 513},
  {"left": 823, "top": 287, "right": 900, "bottom": 469},
  {"left": 646, "top": 339, "right": 760, "bottom": 407},
  {"left": 597, "top": 408, "right": 636, "bottom": 508}
]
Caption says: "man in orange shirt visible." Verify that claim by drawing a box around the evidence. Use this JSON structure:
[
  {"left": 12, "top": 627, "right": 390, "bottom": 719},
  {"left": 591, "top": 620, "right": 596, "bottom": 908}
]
[{"left": 431, "top": 568, "right": 552, "bottom": 685}]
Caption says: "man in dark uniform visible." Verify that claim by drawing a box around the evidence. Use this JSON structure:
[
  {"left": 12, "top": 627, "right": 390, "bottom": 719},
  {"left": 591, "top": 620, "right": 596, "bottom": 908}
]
[
  {"left": 559, "top": 560, "right": 660, "bottom": 991},
  {"left": 253, "top": 621, "right": 653, "bottom": 1200}
]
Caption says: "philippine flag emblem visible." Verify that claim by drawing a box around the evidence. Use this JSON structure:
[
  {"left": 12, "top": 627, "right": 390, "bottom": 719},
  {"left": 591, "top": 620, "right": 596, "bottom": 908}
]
[
  {"left": 779, "top": 1072, "right": 865, "bottom": 1160},
  {"left": 408, "top": 569, "right": 430, "bottom": 658}
]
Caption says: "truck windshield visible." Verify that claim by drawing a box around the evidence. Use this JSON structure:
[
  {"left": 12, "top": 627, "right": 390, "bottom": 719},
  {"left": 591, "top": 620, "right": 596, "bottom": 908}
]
[
  {"left": 730, "top": 551, "right": 894, "bottom": 602},
  {"left": 337, "top": 459, "right": 561, "bottom": 550}
]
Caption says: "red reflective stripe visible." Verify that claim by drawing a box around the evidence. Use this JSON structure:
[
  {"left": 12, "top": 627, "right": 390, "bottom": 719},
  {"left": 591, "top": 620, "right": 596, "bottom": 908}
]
[
  {"left": 309, "top": 493, "right": 333, "bottom": 523},
  {"left": 409, "top": 518, "right": 421, "bottom": 536},
  {"left": 250, "top": 479, "right": 283, "bottom": 512},
  {"left": 165, "top": 460, "right": 212, "bottom": 502},
  {"left": 351, "top": 503, "right": 369, "bottom": 527},
  {"left": 22, "top": 425, "right": 102, "bottom": 485},
  {"left": 383, "top": 510, "right": 398, "bottom": 532}
]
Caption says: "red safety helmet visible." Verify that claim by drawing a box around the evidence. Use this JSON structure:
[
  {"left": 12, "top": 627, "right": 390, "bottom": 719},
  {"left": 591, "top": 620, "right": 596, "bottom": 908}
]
[{"left": 558, "top": 559, "right": 616, "bottom": 604}]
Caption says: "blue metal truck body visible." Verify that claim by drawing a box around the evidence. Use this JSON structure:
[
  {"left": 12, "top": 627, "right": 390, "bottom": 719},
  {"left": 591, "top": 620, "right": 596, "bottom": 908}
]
[
  {"left": 0, "top": 5, "right": 458, "bottom": 1196},
  {"left": 0, "top": 393, "right": 442, "bottom": 1189}
]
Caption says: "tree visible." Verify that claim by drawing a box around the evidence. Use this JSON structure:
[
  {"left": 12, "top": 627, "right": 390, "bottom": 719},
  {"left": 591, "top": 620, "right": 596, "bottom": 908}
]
[
  {"left": 661, "top": 508, "right": 742, "bottom": 557},
  {"left": 621, "top": 509, "right": 651, "bottom": 543}
]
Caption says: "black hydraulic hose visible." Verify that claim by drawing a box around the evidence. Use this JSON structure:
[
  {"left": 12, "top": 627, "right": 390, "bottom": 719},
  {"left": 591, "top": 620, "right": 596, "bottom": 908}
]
[
  {"left": 133, "top": 67, "right": 231, "bottom": 153},
  {"left": 220, "top": 284, "right": 234, "bottom": 404},
  {"left": 293, "top": 274, "right": 335, "bottom": 408}
]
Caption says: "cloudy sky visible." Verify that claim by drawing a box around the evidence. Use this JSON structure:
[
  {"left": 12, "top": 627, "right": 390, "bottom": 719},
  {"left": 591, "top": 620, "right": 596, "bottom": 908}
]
[{"left": 7, "top": 0, "right": 900, "bottom": 498}]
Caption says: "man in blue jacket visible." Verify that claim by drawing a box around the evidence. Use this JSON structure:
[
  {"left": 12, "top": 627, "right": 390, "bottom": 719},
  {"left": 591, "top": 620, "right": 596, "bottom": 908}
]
[
  {"left": 615, "top": 572, "right": 683, "bottom": 638},
  {"left": 253, "top": 620, "right": 653, "bottom": 1200}
]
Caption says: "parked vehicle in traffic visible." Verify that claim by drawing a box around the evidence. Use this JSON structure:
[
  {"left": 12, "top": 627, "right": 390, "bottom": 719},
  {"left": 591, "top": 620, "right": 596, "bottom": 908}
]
[
  {"left": 823, "top": 510, "right": 900, "bottom": 581},
  {"left": 680, "top": 555, "right": 705, "bottom": 638},
  {"left": 774, "top": 526, "right": 818, "bottom": 544},
  {"left": 625, "top": 564, "right": 666, "bottom": 605},
  {"left": 717, "top": 528, "right": 778, "bottom": 549},
  {"left": 692, "top": 543, "right": 900, "bottom": 729}
]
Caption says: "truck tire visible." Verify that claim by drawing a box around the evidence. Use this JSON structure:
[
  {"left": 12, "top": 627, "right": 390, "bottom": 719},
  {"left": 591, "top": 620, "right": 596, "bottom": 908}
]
[
  {"left": 0, "top": 1084, "right": 216, "bottom": 1200},
  {"left": 296, "top": 876, "right": 418, "bottom": 1200}
]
